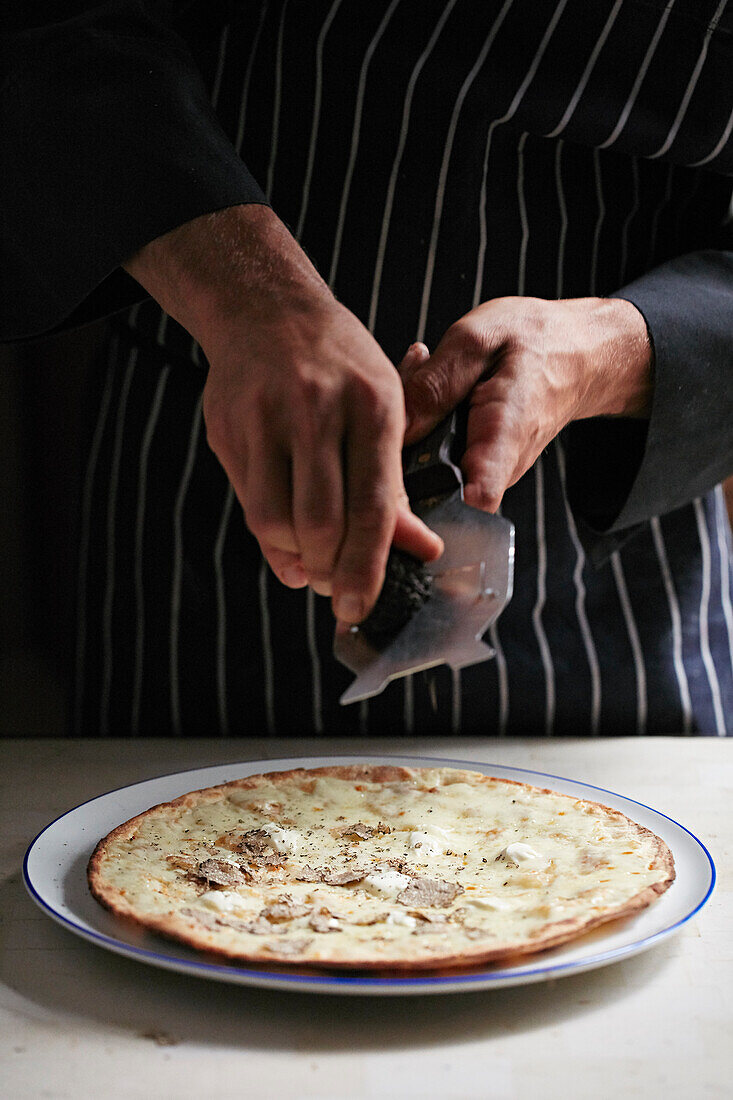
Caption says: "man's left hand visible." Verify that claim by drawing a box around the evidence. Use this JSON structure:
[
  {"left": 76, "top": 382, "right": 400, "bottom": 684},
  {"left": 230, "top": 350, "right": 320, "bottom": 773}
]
[{"left": 400, "top": 296, "right": 653, "bottom": 513}]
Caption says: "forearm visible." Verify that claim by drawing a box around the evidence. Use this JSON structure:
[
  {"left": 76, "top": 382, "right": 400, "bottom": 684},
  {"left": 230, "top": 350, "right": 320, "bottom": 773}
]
[{"left": 123, "top": 205, "right": 333, "bottom": 348}]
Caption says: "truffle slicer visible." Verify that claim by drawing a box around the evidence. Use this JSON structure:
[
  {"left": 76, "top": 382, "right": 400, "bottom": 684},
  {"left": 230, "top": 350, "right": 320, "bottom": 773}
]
[{"left": 334, "top": 407, "right": 515, "bottom": 705}]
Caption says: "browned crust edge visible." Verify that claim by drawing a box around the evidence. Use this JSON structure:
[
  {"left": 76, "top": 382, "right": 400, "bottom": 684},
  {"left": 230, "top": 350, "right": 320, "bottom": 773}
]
[{"left": 87, "top": 764, "right": 676, "bottom": 972}]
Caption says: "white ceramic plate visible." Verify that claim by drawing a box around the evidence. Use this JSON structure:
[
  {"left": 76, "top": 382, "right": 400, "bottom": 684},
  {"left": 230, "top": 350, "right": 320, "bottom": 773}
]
[{"left": 24, "top": 755, "right": 715, "bottom": 996}]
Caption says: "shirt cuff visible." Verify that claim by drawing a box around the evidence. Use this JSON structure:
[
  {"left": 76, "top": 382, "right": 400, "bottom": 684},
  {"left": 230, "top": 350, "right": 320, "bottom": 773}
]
[{"left": 564, "top": 250, "right": 733, "bottom": 564}]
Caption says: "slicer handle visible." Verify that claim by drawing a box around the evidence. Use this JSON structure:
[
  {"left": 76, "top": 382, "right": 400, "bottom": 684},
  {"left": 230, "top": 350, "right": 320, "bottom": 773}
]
[{"left": 402, "top": 403, "right": 469, "bottom": 506}]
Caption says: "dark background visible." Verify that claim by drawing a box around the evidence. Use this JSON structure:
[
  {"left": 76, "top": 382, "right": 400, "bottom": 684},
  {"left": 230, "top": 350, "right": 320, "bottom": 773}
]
[
  {"left": 1, "top": 326, "right": 732, "bottom": 736},
  {"left": 0, "top": 324, "right": 106, "bottom": 735}
]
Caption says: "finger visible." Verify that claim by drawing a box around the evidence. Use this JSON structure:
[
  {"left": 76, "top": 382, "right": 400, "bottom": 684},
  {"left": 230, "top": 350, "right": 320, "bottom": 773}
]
[
  {"left": 262, "top": 545, "right": 308, "bottom": 588},
  {"left": 461, "top": 396, "right": 522, "bottom": 513},
  {"left": 291, "top": 423, "right": 346, "bottom": 597},
  {"left": 393, "top": 502, "right": 444, "bottom": 562},
  {"left": 396, "top": 341, "right": 430, "bottom": 383},
  {"left": 242, "top": 440, "right": 299, "bottom": 559},
  {"left": 402, "top": 322, "right": 490, "bottom": 444},
  {"left": 332, "top": 406, "right": 403, "bottom": 623}
]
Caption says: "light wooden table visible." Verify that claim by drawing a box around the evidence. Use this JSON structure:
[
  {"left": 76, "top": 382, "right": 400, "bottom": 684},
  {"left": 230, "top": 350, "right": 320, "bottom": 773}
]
[{"left": 1, "top": 737, "right": 730, "bottom": 1099}]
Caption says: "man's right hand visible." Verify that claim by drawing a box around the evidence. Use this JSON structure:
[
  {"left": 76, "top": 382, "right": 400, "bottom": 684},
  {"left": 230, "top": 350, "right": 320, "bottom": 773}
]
[{"left": 123, "top": 204, "right": 442, "bottom": 624}]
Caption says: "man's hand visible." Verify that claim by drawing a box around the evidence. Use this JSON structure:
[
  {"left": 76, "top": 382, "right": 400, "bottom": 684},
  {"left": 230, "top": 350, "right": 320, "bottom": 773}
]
[
  {"left": 124, "top": 205, "right": 442, "bottom": 623},
  {"left": 401, "top": 296, "right": 653, "bottom": 512}
]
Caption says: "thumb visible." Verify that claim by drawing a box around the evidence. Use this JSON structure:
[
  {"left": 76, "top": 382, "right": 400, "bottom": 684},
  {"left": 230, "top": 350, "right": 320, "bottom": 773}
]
[
  {"left": 402, "top": 326, "right": 484, "bottom": 445},
  {"left": 396, "top": 341, "right": 430, "bottom": 383}
]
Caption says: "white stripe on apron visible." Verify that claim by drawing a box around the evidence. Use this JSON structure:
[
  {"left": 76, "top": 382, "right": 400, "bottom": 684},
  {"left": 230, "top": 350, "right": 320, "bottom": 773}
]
[
  {"left": 328, "top": 0, "right": 401, "bottom": 288},
  {"left": 258, "top": 556, "right": 276, "bottom": 734},
  {"left": 589, "top": 148, "right": 605, "bottom": 295},
  {"left": 714, "top": 486, "right": 733, "bottom": 682},
  {"left": 646, "top": 163, "right": 675, "bottom": 270},
  {"left": 368, "top": 0, "right": 457, "bottom": 333},
  {"left": 100, "top": 348, "right": 137, "bottom": 735},
  {"left": 131, "top": 365, "right": 170, "bottom": 736},
  {"left": 294, "top": 0, "right": 343, "bottom": 238},
  {"left": 693, "top": 497, "right": 727, "bottom": 734},
  {"left": 650, "top": 0, "right": 729, "bottom": 161},
  {"left": 554, "top": 140, "right": 568, "bottom": 298},
  {"left": 264, "top": 4, "right": 287, "bottom": 202},
  {"left": 611, "top": 550, "right": 648, "bottom": 735},
  {"left": 555, "top": 439, "right": 602, "bottom": 735},
  {"left": 416, "top": 0, "right": 518, "bottom": 342},
  {"left": 600, "top": 0, "right": 678, "bottom": 150},
  {"left": 75, "top": 336, "right": 118, "bottom": 734},
  {"left": 618, "top": 156, "right": 640, "bottom": 286},
  {"left": 650, "top": 515, "right": 693, "bottom": 734},
  {"left": 235, "top": 2, "right": 270, "bottom": 156},
  {"left": 691, "top": 105, "right": 733, "bottom": 167},
  {"left": 214, "top": 484, "right": 235, "bottom": 736},
  {"left": 545, "top": 0, "right": 625, "bottom": 139},
  {"left": 306, "top": 587, "right": 324, "bottom": 735},
  {"left": 532, "top": 455, "right": 555, "bottom": 736},
  {"left": 170, "top": 399, "right": 203, "bottom": 735}
]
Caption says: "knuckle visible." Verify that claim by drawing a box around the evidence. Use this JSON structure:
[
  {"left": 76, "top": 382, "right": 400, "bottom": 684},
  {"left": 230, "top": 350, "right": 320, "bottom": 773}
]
[
  {"left": 297, "top": 371, "right": 331, "bottom": 412},
  {"left": 305, "top": 566, "right": 334, "bottom": 589},
  {"left": 348, "top": 485, "right": 393, "bottom": 533},
  {"left": 406, "top": 365, "right": 451, "bottom": 416},
  {"left": 350, "top": 374, "right": 399, "bottom": 428},
  {"left": 463, "top": 448, "right": 510, "bottom": 514},
  {"left": 337, "top": 560, "right": 382, "bottom": 600},
  {"left": 245, "top": 500, "right": 290, "bottom": 543},
  {"left": 203, "top": 398, "right": 231, "bottom": 455},
  {"left": 300, "top": 502, "right": 342, "bottom": 531},
  {"left": 452, "top": 304, "right": 526, "bottom": 365},
  {"left": 298, "top": 512, "right": 343, "bottom": 551},
  {"left": 467, "top": 482, "right": 502, "bottom": 512},
  {"left": 296, "top": 489, "right": 344, "bottom": 536},
  {"left": 293, "top": 374, "right": 344, "bottom": 441},
  {"left": 448, "top": 316, "right": 487, "bottom": 361},
  {"left": 485, "top": 401, "right": 513, "bottom": 435},
  {"left": 309, "top": 577, "right": 333, "bottom": 597},
  {"left": 303, "top": 552, "right": 334, "bottom": 577},
  {"left": 339, "top": 516, "right": 392, "bottom": 588},
  {"left": 474, "top": 394, "right": 521, "bottom": 441}
]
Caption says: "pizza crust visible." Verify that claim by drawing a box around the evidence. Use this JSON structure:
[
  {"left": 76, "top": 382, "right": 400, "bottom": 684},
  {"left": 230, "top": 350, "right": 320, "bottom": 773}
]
[{"left": 88, "top": 764, "right": 675, "bottom": 971}]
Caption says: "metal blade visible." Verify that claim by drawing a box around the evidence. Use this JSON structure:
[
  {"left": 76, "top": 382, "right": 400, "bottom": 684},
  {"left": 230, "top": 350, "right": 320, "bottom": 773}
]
[{"left": 335, "top": 494, "right": 514, "bottom": 705}]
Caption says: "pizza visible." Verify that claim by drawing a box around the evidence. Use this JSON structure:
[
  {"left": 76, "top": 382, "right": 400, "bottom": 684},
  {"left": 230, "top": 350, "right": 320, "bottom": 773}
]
[{"left": 87, "top": 764, "right": 675, "bottom": 970}]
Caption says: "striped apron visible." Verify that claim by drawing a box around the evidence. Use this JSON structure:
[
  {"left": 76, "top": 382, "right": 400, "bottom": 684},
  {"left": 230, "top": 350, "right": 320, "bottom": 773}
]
[{"left": 76, "top": 1, "right": 733, "bottom": 736}]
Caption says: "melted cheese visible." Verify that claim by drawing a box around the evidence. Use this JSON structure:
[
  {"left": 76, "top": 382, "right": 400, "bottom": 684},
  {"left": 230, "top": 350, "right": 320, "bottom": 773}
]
[
  {"left": 362, "top": 869, "right": 411, "bottom": 899},
  {"left": 387, "top": 911, "right": 418, "bottom": 929},
  {"left": 259, "top": 825, "right": 301, "bottom": 855},
  {"left": 199, "top": 889, "right": 259, "bottom": 915},
  {"left": 408, "top": 831, "right": 443, "bottom": 856}
]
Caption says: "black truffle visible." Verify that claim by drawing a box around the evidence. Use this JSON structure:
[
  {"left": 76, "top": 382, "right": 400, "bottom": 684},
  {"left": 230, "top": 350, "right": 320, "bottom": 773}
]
[{"left": 359, "top": 548, "right": 433, "bottom": 646}]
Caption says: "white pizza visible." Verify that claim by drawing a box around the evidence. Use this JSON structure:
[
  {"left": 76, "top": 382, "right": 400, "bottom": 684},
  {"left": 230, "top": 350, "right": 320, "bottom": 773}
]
[{"left": 88, "top": 764, "right": 675, "bottom": 970}]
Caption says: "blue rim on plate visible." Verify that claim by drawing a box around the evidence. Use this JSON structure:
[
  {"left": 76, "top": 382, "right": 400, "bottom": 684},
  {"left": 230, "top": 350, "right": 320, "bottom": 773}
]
[{"left": 23, "top": 754, "right": 716, "bottom": 994}]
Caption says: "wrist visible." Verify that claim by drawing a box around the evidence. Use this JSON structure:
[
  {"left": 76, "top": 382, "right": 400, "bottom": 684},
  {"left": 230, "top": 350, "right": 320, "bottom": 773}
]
[
  {"left": 123, "top": 204, "right": 335, "bottom": 348},
  {"left": 571, "top": 297, "right": 653, "bottom": 419}
]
